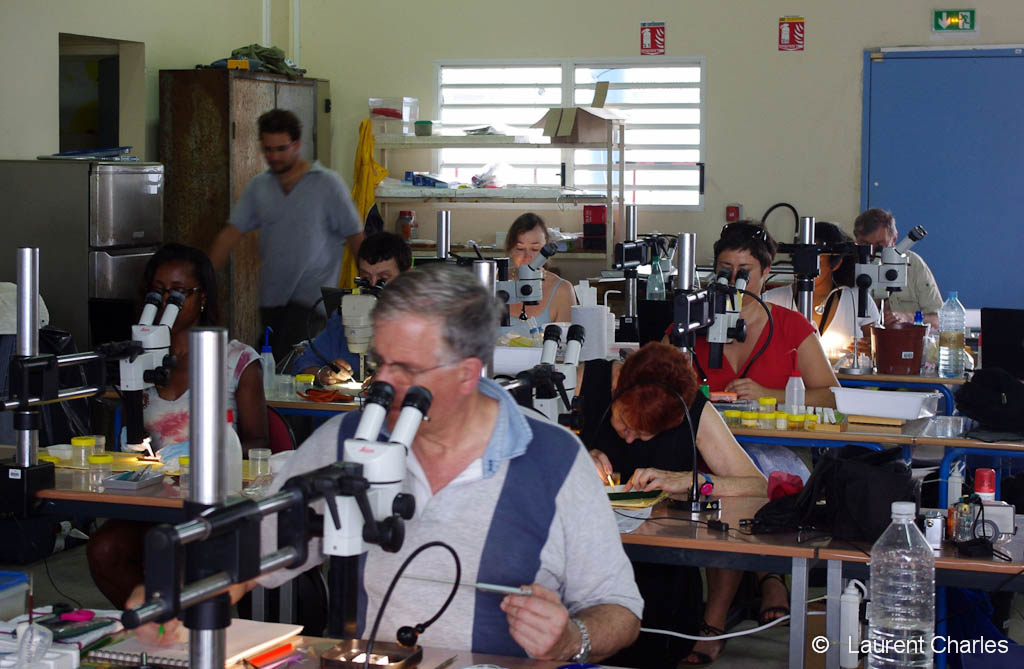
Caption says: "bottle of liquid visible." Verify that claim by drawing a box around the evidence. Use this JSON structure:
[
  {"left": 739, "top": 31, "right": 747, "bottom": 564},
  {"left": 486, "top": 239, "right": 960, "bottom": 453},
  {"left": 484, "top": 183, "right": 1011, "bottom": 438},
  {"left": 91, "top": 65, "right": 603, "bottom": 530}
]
[
  {"left": 260, "top": 326, "right": 276, "bottom": 398},
  {"left": 224, "top": 409, "right": 243, "bottom": 494},
  {"left": 646, "top": 252, "right": 666, "bottom": 301},
  {"left": 937, "top": 291, "right": 966, "bottom": 378},
  {"left": 397, "top": 210, "right": 417, "bottom": 240},
  {"left": 784, "top": 350, "right": 805, "bottom": 414},
  {"left": 867, "top": 501, "right": 935, "bottom": 668}
]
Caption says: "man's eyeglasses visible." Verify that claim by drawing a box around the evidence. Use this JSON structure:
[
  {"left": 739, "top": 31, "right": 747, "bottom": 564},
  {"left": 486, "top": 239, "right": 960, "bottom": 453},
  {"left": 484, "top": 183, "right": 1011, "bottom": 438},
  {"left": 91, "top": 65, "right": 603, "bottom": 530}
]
[
  {"left": 149, "top": 285, "right": 202, "bottom": 300},
  {"left": 262, "top": 140, "right": 296, "bottom": 155},
  {"left": 366, "top": 350, "right": 460, "bottom": 382},
  {"left": 721, "top": 222, "right": 768, "bottom": 241}
]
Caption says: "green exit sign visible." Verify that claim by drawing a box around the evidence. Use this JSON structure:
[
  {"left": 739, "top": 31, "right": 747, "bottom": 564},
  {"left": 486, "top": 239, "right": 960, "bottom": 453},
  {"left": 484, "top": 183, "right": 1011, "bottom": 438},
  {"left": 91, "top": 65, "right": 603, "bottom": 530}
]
[{"left": 933, "top": 9, "right": 976, "bottom": 31}]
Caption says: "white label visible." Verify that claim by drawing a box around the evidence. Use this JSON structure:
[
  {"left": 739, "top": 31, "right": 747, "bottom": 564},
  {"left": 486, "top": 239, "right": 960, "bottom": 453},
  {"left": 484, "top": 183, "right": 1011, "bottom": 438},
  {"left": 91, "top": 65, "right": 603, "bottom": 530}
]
[
  {"left": 132, "top": 230, "right": 145, "bottom": 239},
  {"left": 9, "top": 469, "right": 22, "bottom": 479},
  {"left": 901, "top": 351, "right": 914, "bottom": 359}
]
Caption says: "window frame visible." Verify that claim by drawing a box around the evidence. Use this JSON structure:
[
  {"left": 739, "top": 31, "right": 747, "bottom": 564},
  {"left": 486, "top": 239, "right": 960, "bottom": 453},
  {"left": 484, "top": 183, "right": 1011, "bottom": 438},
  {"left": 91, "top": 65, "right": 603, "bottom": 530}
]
[{"left": 434, "top": 55, "right": 705, "bottom": 211}]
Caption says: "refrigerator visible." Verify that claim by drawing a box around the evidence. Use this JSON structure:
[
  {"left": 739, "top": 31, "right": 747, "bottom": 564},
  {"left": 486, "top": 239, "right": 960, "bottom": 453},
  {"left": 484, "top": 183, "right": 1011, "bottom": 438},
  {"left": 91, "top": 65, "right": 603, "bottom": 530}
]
[{"left": 0, "top": 160, "right": 163, "bottom": 348}]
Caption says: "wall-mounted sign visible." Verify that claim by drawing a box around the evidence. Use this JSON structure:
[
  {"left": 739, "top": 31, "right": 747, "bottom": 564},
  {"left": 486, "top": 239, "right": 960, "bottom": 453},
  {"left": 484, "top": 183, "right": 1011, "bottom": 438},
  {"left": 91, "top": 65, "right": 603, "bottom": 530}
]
[
  {"left": 641, "top": 22, "right": 665, "bottom": 56},
  {"left": 778, "top": 16, "right": 805, "bottom": 51},
  {"left": 933, "top": 9, "right": 976, "bottom": 32}
]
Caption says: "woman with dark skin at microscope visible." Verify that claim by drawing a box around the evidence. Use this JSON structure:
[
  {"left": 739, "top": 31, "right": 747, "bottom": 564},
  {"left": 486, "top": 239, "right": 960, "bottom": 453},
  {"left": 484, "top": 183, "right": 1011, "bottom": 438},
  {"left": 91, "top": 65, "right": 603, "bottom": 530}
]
[{"left": 86, "top": 244, "right": 268, "bottom": 608}]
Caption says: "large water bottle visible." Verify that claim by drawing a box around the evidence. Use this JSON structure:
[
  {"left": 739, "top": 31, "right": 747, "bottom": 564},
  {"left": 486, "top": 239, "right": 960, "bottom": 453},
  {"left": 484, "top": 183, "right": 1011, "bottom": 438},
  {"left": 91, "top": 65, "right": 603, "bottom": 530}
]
[
  {"left": 937, "top": 291, "right": 966, "bottom": 378},
  {"left": 646, "top": 252, "right": 666, "bottom": 301},
  {"left": 867, "top": 501, "right": 935, "bottom": 668}
]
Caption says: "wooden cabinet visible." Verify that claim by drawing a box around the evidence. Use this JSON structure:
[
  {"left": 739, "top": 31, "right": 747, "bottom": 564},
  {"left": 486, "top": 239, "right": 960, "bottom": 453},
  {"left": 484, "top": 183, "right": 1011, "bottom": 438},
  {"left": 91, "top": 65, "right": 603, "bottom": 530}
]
[{"left": 159, "top": 69, "right": 329, "bottom": 347}]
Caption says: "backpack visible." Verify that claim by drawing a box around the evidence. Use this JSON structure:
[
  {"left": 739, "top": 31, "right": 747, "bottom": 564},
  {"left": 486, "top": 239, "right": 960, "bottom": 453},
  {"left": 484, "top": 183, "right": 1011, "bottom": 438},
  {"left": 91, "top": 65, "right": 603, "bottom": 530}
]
[
  {"left": 230, "top": 44, "right": 306, "bottom": 77},
  {"left": 752, "top": 445, "right": 919, "bottom": 542},
  {"left": 954, "top": 367, "right": 1024, "bottom": 433}
]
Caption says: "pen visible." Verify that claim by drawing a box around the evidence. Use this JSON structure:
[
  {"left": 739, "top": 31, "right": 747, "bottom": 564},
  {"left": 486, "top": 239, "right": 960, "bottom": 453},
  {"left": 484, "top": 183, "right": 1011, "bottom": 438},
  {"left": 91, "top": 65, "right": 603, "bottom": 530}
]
[
  {"left": 432, "top": 655, "right": 457, "bottom": 669},
  {"left": 405, "top": 575, "right": 532, "bottom": 596}
]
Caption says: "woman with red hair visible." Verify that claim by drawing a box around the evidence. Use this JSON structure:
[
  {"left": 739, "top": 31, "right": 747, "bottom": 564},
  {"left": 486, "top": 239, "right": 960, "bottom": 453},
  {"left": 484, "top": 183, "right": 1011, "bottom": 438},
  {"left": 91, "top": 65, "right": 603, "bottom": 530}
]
[{"left": 577, "top": 342, "right": 765, "bottom": 667}]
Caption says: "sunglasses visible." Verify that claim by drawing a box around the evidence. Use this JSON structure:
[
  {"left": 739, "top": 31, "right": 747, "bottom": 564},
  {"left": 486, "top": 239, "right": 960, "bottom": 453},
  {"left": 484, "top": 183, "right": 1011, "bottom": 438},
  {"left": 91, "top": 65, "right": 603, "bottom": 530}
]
[{"left": 720, "top": 222, "right": 768, "bottom": 241}]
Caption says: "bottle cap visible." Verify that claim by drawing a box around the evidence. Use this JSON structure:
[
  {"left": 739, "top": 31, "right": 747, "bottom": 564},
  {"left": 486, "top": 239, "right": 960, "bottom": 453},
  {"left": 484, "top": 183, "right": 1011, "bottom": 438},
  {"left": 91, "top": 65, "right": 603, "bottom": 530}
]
[
  {"left": 947, "top": 290, "right": 958, "bottom": 299},
  {"left": 179, "top": 455, "right": 190, "bottom": 466},
  {"left": 399, "top": 210, "right": 413, "bottom": 216},
  {"left": 789, "top": 349, "right": 801, "bottom": 377},
  {"left": 758, "top": 396, "right": 776, "bottom": 405},
  {"left": 295, "top": 374, "right": 316, "bottom": 383},
  {"left": 723, "top": 410, "right": 741, "bottom": 418},
  {"left": 71, "top": 436, "right": 96, "bottom": 447},
  {"left": 914, "top": 310, "right": 924, "bottom": 324},
  {"left": 88, "top": 454, "right": 114, "bottom": 464},
  {"left": 741, "top": 411, "right": 759, "bottom": 420},
  {"left": 262, "top": 326, "right": 274, "bottom": 354},
  {"left": 891, "top": 501, "right": 916, "bottom": 518},
  {"left": 38, "top": 455, "right": 59, "bottom": 464},
  {"left": 974, "top": 468, "right": 996, "bottom": 494},
  {"left": 226, "top": 409, "right": 235, "bottom": 424}
]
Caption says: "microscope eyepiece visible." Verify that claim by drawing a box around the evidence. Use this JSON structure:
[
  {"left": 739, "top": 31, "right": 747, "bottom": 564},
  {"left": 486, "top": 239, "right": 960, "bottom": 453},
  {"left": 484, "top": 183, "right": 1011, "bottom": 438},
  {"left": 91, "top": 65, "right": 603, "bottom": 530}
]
[{"left": 364, "top": 381, "right": 396, "bottom": 410}]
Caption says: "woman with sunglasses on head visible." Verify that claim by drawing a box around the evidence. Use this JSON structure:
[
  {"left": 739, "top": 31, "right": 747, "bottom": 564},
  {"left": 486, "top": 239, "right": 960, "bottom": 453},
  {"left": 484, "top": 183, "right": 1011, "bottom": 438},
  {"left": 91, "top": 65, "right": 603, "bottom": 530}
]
[
  {"left": 500, "top": 213, "right": 577, "bottom": 336},
  {"left": 577, "top": 342, "right": 765, "bottom": 668},
  {"left": 86, "top": 243, "right": 268, "bottom": 608},
  {"left": 761, "top": 221, "right": 880, "bottom": 360},
  {"left": 662, "top": 220, "right": 839, "bottom": 663}
]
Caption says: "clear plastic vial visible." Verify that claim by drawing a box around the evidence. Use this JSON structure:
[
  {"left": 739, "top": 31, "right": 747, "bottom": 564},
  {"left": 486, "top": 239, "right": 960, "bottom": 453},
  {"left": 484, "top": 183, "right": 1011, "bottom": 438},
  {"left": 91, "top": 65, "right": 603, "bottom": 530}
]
[
  {"left": 776, "top": 413, "right": 790, "bottom": 430},
  {"left": 758, "top": 411, "right": 775, "bottom": 430},
  {"left": 87, "top": 453, "right": 113, "bottom": 493},
  {"left": 867, "top": 501, "right": 935, "bottom": 668},
  {"left": 740, "top": 411, "right": 759, "bottom": 428},
  {"left": 70, "top": 436, "right": 95, "bottom": 467},
  {"left": 757, "top": 396, "right": 777, "bottom": 414},
  {"left": 723, "top": 410, "right": 741, "bottom": 427},
  {"left": 179, "top": 456, "right": 190, "bottom": 498}
]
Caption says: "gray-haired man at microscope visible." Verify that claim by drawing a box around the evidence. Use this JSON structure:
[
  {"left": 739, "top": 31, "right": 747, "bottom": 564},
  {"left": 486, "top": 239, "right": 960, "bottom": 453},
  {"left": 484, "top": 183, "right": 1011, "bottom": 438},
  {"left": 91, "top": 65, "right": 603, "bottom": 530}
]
[{"left": 134, "top": 263, "right": 642, "bottom": 661}]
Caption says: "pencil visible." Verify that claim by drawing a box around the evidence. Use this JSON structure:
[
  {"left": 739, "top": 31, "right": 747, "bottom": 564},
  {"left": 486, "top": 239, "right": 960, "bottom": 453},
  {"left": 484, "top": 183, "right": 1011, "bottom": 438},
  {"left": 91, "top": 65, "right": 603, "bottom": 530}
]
[{"left": 405, "top": 575, "right": 532, "bottom": 596}]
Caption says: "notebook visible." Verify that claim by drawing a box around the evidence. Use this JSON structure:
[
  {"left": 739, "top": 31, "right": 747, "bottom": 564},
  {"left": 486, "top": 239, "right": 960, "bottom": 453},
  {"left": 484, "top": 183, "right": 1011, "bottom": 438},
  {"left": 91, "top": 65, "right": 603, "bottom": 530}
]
[{"left": 86, "top": 618, "right": 302, "bottom": 667}]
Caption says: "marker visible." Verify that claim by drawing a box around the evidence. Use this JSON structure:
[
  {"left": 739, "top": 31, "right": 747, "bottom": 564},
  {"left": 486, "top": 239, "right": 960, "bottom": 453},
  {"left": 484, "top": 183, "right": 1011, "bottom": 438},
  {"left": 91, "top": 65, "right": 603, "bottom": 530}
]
[{"left": 405, "top": 575, "right": 532, "bottom": 596}]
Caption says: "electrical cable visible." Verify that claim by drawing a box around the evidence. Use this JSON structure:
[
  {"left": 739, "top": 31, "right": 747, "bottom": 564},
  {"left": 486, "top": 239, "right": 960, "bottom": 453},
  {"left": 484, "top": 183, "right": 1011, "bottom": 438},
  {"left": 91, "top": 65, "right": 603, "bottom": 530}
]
[
  {"left": 735, "top": 287, "right": 774, "bottom": 380},
  {"left": 760, "top": 202, "right": 800, "bottom": 236},
  {"left": 362, "top": 541, "right": 461, "bottom": 669},
  {"left": 12, "top": 515, "right": 83, "bottom": 610}
]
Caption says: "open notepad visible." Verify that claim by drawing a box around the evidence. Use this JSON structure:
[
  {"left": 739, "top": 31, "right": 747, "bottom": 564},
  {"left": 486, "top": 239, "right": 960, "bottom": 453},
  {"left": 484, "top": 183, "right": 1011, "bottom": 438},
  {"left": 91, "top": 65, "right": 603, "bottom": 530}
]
[{"left": 87, "top": 618, "right": 302, "bottom": 667}]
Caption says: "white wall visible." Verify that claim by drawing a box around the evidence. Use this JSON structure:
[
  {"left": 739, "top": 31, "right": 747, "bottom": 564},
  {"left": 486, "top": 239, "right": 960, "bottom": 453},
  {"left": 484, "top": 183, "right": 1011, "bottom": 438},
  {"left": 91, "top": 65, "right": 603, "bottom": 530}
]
[{"left": 2, "top": 0, "right": 1021, "bottom": 265}]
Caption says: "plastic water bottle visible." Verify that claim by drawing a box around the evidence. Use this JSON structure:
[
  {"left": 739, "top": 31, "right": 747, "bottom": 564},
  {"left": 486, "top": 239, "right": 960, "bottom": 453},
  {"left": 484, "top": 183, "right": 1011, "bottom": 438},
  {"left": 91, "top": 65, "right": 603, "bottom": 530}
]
[
  {"left": 784, "top": 350, "right": 804, "bottom": 414},
  {"left": 867, "top": 501, "right": 935, "bottom": 668},
  {"left": 646, "top": 252, "right": 666, "bottom": 301},
  {"left": 260, "top": 326, "right": 276, "bottom": 397},
  {"left": 937, "top": 291, "right": 966, "bottom": 378},
  {"left": 224, "top": 409, "right": 243, "bottom": 494}
]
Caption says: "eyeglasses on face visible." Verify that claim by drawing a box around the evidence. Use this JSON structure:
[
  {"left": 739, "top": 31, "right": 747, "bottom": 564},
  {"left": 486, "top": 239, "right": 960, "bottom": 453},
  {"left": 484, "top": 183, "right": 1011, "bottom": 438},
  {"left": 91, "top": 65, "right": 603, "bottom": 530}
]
[
  {"left": 720, "top": 222, "right": 768, "bottom": 241},
  {"left": 366, "top": 350, "right": 460, "bottom": 381},
  {"left": 149, "top": 285, "right": 202, "bottom": 300},
  {"left": 261, "top": 140, "right": 296, "bottom": 154}
]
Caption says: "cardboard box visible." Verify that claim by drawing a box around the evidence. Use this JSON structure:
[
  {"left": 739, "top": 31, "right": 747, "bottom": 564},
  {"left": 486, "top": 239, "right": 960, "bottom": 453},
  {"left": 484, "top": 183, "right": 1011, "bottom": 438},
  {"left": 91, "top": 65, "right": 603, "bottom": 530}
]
[{"left": 532, "top": 106, "right": 624, "bottom": 144}]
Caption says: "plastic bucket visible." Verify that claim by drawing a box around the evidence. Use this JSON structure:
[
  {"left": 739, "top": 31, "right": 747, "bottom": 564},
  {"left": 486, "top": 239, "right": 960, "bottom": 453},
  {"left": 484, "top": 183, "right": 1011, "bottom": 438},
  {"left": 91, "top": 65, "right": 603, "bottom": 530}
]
[{"left": 871, "top": 324, "right": 927, "bottom": 375}]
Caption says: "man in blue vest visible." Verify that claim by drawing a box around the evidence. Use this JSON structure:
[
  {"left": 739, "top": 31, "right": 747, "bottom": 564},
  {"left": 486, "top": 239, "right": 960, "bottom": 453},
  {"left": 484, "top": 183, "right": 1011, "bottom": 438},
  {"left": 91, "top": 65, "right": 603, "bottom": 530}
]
[{"left": 255, "top": 263, "right": 642, "bottom": 661}]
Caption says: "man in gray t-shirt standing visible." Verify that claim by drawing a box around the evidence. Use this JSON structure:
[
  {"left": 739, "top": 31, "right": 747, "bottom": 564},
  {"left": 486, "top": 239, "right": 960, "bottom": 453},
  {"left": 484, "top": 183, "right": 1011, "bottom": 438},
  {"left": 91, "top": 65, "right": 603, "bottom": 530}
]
[{"left": 210, "top": 108, "right": 363, "bottom": 359}]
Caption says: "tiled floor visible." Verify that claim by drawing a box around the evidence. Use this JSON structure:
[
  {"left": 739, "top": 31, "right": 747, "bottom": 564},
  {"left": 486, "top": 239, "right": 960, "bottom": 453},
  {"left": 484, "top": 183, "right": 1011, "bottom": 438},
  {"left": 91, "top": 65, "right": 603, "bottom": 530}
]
[{"left": 5, "top": 544, "right": 1023, "bottom": 668}]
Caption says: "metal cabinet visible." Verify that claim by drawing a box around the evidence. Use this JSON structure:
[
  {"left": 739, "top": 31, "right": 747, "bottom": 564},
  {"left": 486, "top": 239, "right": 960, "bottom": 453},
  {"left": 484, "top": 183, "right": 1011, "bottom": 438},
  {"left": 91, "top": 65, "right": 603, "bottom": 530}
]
[{"left": 159, "top": 69, "right": 330, "bottom": 347}]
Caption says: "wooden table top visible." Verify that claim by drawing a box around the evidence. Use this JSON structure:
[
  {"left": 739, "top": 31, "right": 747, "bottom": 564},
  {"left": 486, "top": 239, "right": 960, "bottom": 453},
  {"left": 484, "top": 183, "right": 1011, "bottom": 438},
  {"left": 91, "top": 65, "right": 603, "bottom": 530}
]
[
  {"left": 622, "top": 496, "right": 822, "bottom": 558},
  {"left": 818, "top": 543, "right": 1024, "bottom": 575},
  {"left": 836, "top": 372, "right": 966, "bottom": 385},
  {"left": 267, "top": 398, "right": 359, "bottom": 412}
]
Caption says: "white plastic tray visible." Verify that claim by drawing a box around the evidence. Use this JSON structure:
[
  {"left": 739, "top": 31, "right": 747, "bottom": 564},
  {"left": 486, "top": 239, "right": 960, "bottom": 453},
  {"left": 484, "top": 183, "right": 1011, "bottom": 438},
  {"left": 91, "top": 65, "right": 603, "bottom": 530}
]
[{"left": 830, "top": 386, "right": 941, "bottom": 420}]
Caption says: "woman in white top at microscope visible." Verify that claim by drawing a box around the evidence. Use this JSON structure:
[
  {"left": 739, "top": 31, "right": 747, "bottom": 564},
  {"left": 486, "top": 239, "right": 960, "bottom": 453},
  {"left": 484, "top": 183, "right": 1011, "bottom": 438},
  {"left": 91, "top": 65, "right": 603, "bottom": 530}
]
[{"left": 762, "top": 221, "right": 880, "bottom": 362}]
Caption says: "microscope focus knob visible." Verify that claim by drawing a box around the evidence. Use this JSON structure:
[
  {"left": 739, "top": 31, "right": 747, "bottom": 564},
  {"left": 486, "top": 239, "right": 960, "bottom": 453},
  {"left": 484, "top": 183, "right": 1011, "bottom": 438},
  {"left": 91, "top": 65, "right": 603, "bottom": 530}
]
[
  {"left": 392, "top": 493, "right": 416, "bottom": 520},
  {"left": 373, "top": 516, "right": 405, "bottom": 553}
]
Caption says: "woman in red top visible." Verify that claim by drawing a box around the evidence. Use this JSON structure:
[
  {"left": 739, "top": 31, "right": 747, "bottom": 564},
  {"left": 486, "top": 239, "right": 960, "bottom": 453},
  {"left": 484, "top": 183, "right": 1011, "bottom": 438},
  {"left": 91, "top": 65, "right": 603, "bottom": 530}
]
[
  {"left": 690, "top": 220, "right": 839, "bottom": 406},
  {"left": 669, "top": 221, "right": 839, "bottom": 664}
]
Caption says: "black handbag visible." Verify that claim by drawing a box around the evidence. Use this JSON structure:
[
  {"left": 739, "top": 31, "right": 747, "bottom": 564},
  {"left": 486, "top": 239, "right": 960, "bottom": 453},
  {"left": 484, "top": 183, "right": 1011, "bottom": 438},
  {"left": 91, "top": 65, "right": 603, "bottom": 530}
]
[
  {"left": 752, "top": 445, "right": 919, "bottom": 543},
  {"left": 955, "top": 367, "right": 1024, "bottom": 433}
]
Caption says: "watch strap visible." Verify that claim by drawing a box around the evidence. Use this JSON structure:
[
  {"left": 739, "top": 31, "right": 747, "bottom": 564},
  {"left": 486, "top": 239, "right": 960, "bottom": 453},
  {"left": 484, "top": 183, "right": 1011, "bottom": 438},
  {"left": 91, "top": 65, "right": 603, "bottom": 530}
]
[{"left": 569, "top": 616, "right": 591, "bottom": 662}]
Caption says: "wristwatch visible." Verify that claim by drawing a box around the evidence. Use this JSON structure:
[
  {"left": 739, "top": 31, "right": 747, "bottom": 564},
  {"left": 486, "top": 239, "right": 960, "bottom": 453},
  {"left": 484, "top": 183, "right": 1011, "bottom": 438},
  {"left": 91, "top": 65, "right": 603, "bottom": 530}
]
[{"left": 569, "top": 616, "right": 591, "bottom": 663}]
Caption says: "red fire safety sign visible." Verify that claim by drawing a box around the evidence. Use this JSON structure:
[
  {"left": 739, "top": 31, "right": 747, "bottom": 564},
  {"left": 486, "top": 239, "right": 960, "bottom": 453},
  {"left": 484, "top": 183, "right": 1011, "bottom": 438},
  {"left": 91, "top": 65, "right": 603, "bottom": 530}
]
[
  {"left": 641, "top": 22, "right": 665, "bottom": 56},
  {"left": 778, "top": 17, "right": 805, "bottom": 51}
]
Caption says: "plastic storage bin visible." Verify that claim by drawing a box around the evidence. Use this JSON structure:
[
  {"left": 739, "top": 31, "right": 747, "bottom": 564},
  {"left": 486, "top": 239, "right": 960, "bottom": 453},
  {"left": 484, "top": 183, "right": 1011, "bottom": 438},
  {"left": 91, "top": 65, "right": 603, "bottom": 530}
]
[
  {"left": 830, "top": 386, "right": 941, "bottom": 420},
  {"left": 0, "top": 571, "right": 28, "bottom": 621},
  {"left": 369, "top": 96, "right": 418, "bottom": 136}
]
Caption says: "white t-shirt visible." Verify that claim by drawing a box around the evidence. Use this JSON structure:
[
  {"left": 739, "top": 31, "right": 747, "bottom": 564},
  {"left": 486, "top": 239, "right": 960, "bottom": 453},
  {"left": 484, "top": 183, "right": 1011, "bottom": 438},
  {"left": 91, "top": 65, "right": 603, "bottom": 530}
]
[
  {"left": 141, "top": 339, "right": 259, "bottom": 451},
  {"left": 762, "top": 285, "right": 880, "bottom": 353}
]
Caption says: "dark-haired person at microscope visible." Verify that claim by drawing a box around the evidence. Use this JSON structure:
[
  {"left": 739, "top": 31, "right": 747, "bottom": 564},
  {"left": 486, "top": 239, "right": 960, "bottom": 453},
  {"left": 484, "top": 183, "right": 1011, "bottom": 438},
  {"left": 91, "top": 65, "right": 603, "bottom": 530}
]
[
  {"left": 126, "top": 264, "right": 643, "bottom": 662},
  {"left": 292, "top": 232, "right": 412, "bottom": 384}
]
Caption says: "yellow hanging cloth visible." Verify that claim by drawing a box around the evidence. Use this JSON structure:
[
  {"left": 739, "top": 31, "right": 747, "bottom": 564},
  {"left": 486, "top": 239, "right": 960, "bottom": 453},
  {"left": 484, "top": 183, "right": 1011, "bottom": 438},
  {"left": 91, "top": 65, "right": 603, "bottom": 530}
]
[{"left": 339, "top": 119, "right": 389, "bottom": 288}]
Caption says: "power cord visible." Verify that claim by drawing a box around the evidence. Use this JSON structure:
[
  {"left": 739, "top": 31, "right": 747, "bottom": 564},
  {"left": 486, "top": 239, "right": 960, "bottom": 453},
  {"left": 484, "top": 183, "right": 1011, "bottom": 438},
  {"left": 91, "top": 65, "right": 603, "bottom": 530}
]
[
  {"left": 12, "top": 515, "right": 83, "bottom": 610},
  {"left": 641, "top": 595, "right": 828, "bottom": 641}
]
